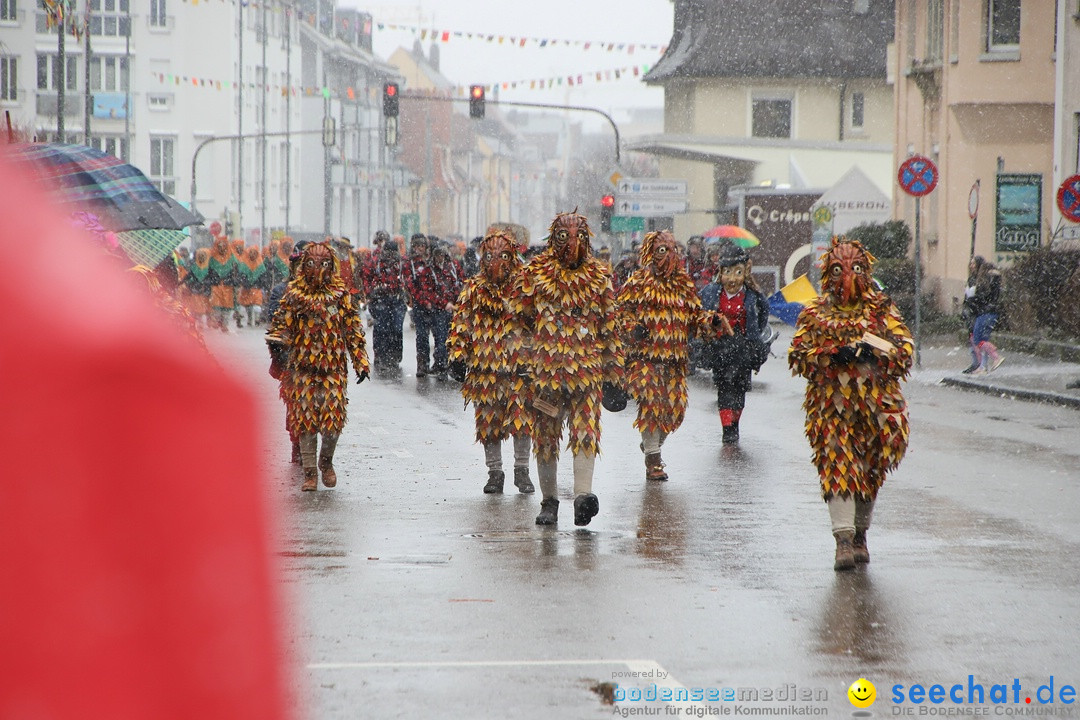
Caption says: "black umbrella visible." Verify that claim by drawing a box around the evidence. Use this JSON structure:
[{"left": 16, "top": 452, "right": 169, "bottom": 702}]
[{"left": 107, "top": 193, "right": 204, "bottom": 232}]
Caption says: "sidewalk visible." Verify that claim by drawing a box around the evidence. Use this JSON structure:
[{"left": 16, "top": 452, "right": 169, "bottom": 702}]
[{"left": 914, "top": 334, "right": 1080, "bottom": 410}]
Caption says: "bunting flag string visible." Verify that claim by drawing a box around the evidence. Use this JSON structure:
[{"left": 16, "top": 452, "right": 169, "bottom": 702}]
[
  {"left": 171, "top": 0, "right": 666, "bottom": 57},
  {"left": 148, "top": 62, "right": 654, "bottom": 99}
]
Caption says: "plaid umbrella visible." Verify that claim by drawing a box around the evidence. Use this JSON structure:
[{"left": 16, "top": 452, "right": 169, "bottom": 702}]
[
  {"left": 115, "top": 228, "right": 187, "bottom": 269},
  {"left": 6, "top": 142, "right": 201, "bottom": 231}
]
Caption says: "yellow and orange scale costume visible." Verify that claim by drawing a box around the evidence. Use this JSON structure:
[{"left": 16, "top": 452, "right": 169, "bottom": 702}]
[
  {"left": 447, "top": 230, "right": 530, "bottom": 444},
  {"left": 616, "top": 230, "right": 718, "bottom": 436},
  {"left": 788, "top": 238, "right": 913, "bottom": 502},
  {"left": 266, "top": 242, "right": 370, "bottom": 439},
  {"left": 506, "top": 212, "right": 623, "bottom": 464}
]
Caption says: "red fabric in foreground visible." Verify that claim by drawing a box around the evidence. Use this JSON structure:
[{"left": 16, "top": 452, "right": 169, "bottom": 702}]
[{"left": 0, "top": 150, "right": 292, "bottom": 720}]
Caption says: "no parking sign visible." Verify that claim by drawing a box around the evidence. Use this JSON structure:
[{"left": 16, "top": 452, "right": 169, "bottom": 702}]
[
  {"left": 898, "top": 156, "right": 938, "bottom": 197},
  {"left": 1056, "top": 174, "right": 1080, "bottom": 223}
]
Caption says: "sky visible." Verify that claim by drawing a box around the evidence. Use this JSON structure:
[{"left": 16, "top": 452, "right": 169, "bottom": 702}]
[{"left": 343, "top": 0, "right": 674, "bottom": 125}]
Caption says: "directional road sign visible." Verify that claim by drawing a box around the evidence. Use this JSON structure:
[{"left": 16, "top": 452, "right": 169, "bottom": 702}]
[
  {"left": 1056, "top": 174, "right": 1080, "bottom": 223},
  {"left": 898, "top": 155, "right": 938, "bottom": 197},
  {"left": 616, "top": 198, "right": 688, "bottom": 217},
  {"left": 616, "top": 178, "right": 688, "bottom": 197}
]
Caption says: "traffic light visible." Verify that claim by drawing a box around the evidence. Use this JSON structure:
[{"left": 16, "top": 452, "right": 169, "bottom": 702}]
[
  {"left": 469, "top": 84, "right": 485, "bottom": 119},
  {"left": 382, "top": 82, "right": 399, "bottom": 118},
  {"left": 600, "top": 194, "right": 615, "bottom": 232}
]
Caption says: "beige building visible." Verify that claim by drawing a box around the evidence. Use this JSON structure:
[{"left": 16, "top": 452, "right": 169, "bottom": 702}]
[
  {"left": 894, "top": 0, "right": 1057, "bottom": 306},
  {"left": 637, "top": 0, "right": 896, "bottom": 240}
]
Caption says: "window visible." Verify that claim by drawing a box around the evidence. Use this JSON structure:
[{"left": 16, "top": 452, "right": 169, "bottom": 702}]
[
  {"left": 751, "top": 97, "right": 792, "bottom": 139},
  {"left": 90, "top": 0, "right": 130, "bottom": 37},
  {"left": 851, "top": 91, "right": 865, "bottom": 130},
  {"left": 987, "top": 0, "right": 1020, "bottom": 51},
  {"left": 148, "top": 94, "right": 170, "bottom": 110},
  {"left": 150, "top": 136, "right": 176, "bottom": 196},
  {"left": 1, "top": 0, "right": 16, "bottom": 22},
  {"left": 149, "top": 0, "right": 166, "bottom": 27},
  {"left": 0, "top": 56, "right": 16, "bottom": 101},
  {"left": 926, "top": 0, "right": 944, "bottom": 62},
  {"left": 89, "top": 55, "right": 128, "bottom": 92},
  {"left": 89, "top": 134, "right": 128, "bottom": 162},
  {"left": 36, "top": 53, "right": 76, "bottom": 91}
]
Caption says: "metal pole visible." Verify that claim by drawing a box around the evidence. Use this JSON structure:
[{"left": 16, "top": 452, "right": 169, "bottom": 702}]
[
  {"left": 83, "top": 4, "right": 91, "bottom": 145},
  {"left": 191, "top": 128, "right": 334, "bottom": 219},
  {"left": 237, "top": 0, "right": 244, "bottom": 238},
  {"left": 56, "top": 7, "right": 65, "bottom": 138},
  {"left": 123, "top": 2, "right": 130, "bottom": 160},
  {"left": 914, "top": 196, "right": 922, "bottom": 369},
  {"left": 323, "top": 80, "right": 331, "bottom": 235},
  {"left": 284, "top": 3, "right": 291, "bottom": 235},
  {"left": 260, "top": 0, "right": 267, "bottom": 247}
]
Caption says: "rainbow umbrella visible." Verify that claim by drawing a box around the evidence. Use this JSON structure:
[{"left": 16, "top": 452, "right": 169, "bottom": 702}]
[{"left": 701, "top": 225, "right": 760, "bottom": 248}]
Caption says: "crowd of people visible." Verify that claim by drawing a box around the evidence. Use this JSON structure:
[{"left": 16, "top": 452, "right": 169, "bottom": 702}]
[{"left": 251, "top": 215, "right": 915, "bottom": 572}]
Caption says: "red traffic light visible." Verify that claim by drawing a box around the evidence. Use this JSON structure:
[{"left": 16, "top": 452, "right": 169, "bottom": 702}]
[
  {"left": 382, "top": 82, "right": 400, "bottom": 118},
  {"left": 601, "top": 194, "right": 615, "bottom": 208},
  {"left": 469, "top": 84, "right": 486, "bottom": 119}
]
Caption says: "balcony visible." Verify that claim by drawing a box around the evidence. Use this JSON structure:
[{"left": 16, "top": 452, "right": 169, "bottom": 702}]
[
  {"left": 904, "top": 58, "right": 941, "bottom": 101},
  {"left": 36, "top": 92, "right": 83, "bottom": 117}
]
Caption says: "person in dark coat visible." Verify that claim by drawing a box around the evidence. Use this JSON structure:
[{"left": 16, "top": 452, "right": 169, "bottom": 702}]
[
  {"left": 962, "top": 255, "right": 1005, "bottom": 374},
  {"left": 700, "top": 243, "right": 771, "bottom": 444},
  {"left": 362, "top": 236, "right": 407, "bottom": 370}
]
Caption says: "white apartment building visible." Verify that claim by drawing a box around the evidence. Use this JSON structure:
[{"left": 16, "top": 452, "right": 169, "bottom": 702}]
[{"left": 0, "top": 0, "right": 399, "bottom": 244}]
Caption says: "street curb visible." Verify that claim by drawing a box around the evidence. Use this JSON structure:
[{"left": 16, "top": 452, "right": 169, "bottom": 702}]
[{"left": 940, "top": 376, "right": 1080, "bottom": 410}]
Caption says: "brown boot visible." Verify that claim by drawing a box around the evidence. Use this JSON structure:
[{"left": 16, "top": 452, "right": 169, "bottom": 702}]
[
  {"left": 318, "top": 434, "right": 339, "bottom": 488},
  {"left": 301, "top": 468, "right": 319, "bottom": 492},
  {"left": 319, "top": 458, "right": 337, "bottom": 488},
  {"left": 853, "top": 529, "right": 870, "bottom": 564},
  {"left": 834, "top": 530, "right": 856, "bottom": 571},
  {"left": 645, "top": 452, "right": 668, "bottom": 481}
]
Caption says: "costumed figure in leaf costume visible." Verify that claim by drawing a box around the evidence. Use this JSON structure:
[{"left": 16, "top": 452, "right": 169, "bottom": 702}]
[
  {"left": 266, "top": 242, "right": 370, "bottom": 491},
  {"left": 446, "top": 228, "right": 535, "bottom": 495},
  {"left": 616, "top": 230, "right": 728, "bottom": 480},
  {"left": 506, "top": 211, "right": 623, "bottom": 526},
  {"left": 788, "top": 237, "right": 913, "bottom": 570}
]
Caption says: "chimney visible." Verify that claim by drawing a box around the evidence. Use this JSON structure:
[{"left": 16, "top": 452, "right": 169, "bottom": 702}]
[{"left": 429, "top": 42, "right": 440, "bottom": 72}]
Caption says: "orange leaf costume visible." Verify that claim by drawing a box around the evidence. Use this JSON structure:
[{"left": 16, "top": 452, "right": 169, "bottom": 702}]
[
  {"left": 447, "top": 229, "right": 534, "bottom": 494},
  {"left": 506, "top": 211, "right": 623, "bottom": 526},
  {"left": 616, "top": 230, "right": 717, "bottom": 437},
  {"left": 266, "top": 242, "right": 369, "bottom": 490},
  {"left": 788, "top": 237, "right": 913, "bottom": 569},
  {"left": 447, "top": 230, "right": 530, "bottom": 444}
]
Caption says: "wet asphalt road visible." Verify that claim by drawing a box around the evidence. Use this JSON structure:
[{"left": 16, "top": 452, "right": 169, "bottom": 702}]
[{"left": 209, "top": 324, "right": 1080, "bottom": 719}]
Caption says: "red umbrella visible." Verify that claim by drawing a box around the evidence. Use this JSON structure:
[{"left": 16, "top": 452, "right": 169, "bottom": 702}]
[{"left": 702, "top": 225, "right": 760, "bottom": 248}]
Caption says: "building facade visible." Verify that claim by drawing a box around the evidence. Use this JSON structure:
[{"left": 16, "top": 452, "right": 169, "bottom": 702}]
[
  {"left": 0, "top": 0, "right": 399, "bottom": 245},
  {"left": 894, "top": 0, "right": 1057, "bottom": 305},
  {"left": 638, "top": 0, "right": 896, "bottom": 240}
]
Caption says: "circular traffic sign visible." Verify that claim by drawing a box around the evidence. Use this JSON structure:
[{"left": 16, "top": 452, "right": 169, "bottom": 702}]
[
  {"left": 968, "top": 181, "right": 980, "bottom": 219},
  {"left": 1056, "top": 174, "right": 1080, "bottom": 223},
  {"left": 898, "top": 155, "right": 938, "bottom": 197}
]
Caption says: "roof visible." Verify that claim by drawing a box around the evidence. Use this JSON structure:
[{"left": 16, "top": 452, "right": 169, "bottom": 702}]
[{"left": 645, "top": 0, "right": 894, "bottom": 83}]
